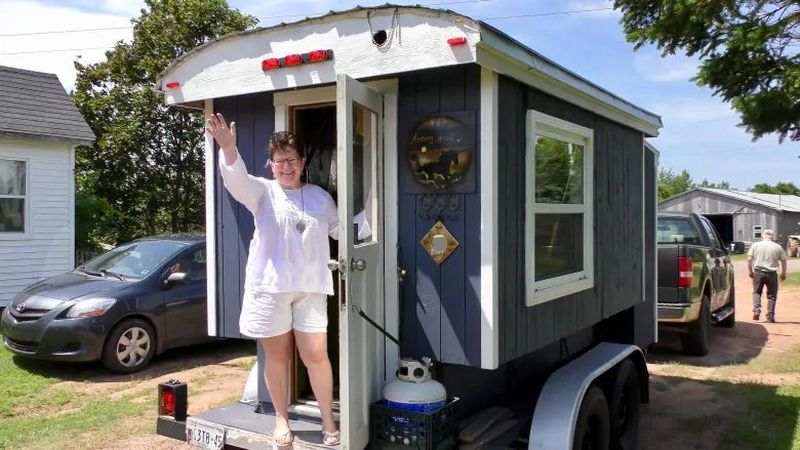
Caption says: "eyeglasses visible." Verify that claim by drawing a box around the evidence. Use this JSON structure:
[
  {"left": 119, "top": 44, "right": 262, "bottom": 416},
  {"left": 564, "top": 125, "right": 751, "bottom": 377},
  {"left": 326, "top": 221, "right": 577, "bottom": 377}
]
[{"left": 271, "top": 157, "right": 300, "bottom": 167}]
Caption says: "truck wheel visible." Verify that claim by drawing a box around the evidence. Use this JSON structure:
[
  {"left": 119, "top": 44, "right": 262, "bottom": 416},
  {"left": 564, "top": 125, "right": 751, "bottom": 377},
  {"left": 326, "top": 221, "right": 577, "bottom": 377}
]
[
  {"left": 719, "top": 284, "right": 736, "bottom": 328},
  {"left": 681, "top": 295, "right": 710, "bottom": 356},
  {"left": 101, "top": 318, "right": 156, "bottom": 374},
  {"left": 572, "top": 386, "right": 610, "bottom": 450},
  {"left": 609, "top": 360, "right": 640, "bottom": 450}
]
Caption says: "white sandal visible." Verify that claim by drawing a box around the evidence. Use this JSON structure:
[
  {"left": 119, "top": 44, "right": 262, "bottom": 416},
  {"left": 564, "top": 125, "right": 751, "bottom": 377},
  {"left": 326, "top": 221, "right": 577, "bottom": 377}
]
[{"left": 322, "top": 429, "right": 341, "bottom": 446}]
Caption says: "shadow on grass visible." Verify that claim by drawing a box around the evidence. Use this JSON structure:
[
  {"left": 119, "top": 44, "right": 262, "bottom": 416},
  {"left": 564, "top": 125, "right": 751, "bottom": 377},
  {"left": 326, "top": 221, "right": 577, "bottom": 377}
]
[
  {"left": 10, "top": 338, "right": 256, "bottom": 382},
  {"left": 642, "top": 375, "right": 800, "bottom": 450},
  {"left": 648, "top": 321, "right": 769, "bottom": 367}
]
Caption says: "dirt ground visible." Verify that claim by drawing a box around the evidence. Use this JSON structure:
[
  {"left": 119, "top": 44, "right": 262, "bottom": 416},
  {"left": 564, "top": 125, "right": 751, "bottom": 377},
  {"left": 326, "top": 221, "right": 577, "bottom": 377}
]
[
  {"left": 89, "top": 259, "right": 800, "bottom": 450},
  {"left": 640, "top": 258, "right": 800, "bottom": 450}
]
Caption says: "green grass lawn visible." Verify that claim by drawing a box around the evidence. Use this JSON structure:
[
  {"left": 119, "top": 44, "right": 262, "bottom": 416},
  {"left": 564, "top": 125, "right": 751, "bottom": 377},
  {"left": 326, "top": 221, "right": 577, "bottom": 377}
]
[{"left": 784, "top": 272, "right": 800, "bottom": 287}]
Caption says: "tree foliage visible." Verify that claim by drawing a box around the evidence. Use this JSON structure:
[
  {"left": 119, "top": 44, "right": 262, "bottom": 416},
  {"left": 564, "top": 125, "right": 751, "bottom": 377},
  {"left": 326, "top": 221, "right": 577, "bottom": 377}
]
[
  {"left": 72, "top": 0, "right": 257, "bottom": 248},
  {"left": 614, "top": 0, "right": 800, "bottom": 142},
  {"left": 658, "top": 168, "right": 694, "bottom": 201},
  {"left": 750, "top": 181, "right": 800, "bottom": 195}
]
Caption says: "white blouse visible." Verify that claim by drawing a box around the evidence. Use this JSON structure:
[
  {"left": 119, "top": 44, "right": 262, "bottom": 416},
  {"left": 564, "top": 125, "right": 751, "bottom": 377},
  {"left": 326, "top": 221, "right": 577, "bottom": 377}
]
[{"left": 218, "top": 151, "right": 339, "bottom": 295}]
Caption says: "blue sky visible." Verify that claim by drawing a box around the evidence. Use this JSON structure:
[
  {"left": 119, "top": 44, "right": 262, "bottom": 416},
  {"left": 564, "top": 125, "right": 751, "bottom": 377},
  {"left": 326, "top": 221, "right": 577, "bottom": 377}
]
[{"left": 0, "top": 0, "right": 796, "bottom": 189}]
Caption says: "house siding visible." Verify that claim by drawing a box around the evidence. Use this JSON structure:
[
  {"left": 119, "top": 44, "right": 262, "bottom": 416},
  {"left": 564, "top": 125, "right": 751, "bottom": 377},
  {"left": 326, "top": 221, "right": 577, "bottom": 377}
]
[
  {"left": 212, "top": 92, "right": 274, "bottom": 338},
  {"left": 0, "top": 138, "right": 74, "bottom": 304},
  {"left": 497, "top": 75, "right": 649, "bottom": 363}
]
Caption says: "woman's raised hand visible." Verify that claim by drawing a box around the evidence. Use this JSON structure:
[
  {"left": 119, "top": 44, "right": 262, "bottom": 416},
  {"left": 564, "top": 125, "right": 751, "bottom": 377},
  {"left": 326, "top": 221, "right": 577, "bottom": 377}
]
[{"left": 206, "top": 112, "right": 237, "bottom": 154}]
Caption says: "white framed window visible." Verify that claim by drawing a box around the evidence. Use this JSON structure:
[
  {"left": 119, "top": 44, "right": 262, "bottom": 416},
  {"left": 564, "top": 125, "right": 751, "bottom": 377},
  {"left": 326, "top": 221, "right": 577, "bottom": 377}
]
[
  {"left": 0, "top": 157, "right": 29, "bottom": 238},
  {"left": 525, "top": 111, "right": 594, "bottom": 306},
  {"left": 753, "top": 225, "right": 762, "bottom": 240}
]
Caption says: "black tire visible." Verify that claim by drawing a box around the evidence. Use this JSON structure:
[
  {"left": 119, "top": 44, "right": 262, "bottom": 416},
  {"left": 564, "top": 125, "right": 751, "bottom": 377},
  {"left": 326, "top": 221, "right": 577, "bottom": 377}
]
[
  {"left": 573, "top": 386, "right": 611, "bottom": 450},
  {"left": 719, "top": 283, "right": 736, "bottom": 328},
  {"left": 101, "top": 318, "right": 156, "bottom": 374},
  {"left": 681, "top": 295, "right": 710, "bottom": 356},
  {"left": 609, "top": 360, "right": 641, "bottom": 450}
]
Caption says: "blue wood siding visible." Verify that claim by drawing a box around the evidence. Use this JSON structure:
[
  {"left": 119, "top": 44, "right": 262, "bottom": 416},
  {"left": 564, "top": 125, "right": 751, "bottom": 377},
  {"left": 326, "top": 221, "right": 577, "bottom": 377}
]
[
  {"left": 397, "top": 65, "right": 482, "bottom": 366},
  {"left": 497, "top": 75, "right": 652, "bottom": 363},
  {"left": 214, "top": 93, "right": 274, "bottom": 338}
]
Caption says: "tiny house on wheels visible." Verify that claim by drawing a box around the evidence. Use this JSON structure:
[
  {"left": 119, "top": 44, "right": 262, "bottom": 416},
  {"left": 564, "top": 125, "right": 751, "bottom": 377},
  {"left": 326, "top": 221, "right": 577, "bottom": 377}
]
[{"left": 154, "top": 5, "right": 661, "bottom": 450}]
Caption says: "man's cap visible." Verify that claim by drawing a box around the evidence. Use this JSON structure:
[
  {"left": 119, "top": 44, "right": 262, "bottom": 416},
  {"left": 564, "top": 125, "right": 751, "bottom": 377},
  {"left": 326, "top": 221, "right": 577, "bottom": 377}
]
[{"left": 764, "top": 229, "right": 775, "bottom": 238}]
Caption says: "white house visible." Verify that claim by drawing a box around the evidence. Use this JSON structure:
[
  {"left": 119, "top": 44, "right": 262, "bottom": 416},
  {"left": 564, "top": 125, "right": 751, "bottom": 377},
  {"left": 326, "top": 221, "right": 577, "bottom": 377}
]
[{"left": 0, "top": 65, "right": 94, "bottom": 309}]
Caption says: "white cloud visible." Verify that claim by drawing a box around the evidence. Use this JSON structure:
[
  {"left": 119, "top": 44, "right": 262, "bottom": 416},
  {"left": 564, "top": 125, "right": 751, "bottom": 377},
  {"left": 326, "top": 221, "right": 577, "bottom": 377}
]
[
  {"left": 650, "top": 99, "right": 736, "bottom": 127},
  {"left": 0, "top": 0, "right": 135, "bottom": 92},
  {"left": 633, "top": 53, "right": 699, "bottom": 82}
]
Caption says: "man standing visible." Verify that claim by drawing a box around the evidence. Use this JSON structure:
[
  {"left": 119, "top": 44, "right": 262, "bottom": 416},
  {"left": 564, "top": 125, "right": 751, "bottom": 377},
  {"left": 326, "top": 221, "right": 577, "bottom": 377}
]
[{"left": 748, "top": 229, "right": 788, "bottom": 322}]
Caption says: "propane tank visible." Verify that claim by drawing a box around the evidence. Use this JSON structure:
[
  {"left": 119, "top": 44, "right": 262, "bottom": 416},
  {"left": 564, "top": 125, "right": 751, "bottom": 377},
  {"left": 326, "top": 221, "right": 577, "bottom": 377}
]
[{"left": 382, "top": 357, "right": 447, "bottom": 412}]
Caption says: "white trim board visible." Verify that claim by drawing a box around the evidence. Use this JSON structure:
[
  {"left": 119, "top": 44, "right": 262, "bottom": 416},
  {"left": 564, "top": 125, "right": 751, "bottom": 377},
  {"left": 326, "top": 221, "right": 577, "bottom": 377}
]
[
  {"left": 479, "top": 67, "right": 499, "bottom": 369},
  {"left": 204, "top": 99, "right": 218, "bottom": 336}
]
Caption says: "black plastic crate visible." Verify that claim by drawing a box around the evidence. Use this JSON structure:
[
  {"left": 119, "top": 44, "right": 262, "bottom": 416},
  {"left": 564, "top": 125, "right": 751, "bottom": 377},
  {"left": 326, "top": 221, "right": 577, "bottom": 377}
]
[{"left": 369, "top": 397, "right": 459, "bottom": 450}]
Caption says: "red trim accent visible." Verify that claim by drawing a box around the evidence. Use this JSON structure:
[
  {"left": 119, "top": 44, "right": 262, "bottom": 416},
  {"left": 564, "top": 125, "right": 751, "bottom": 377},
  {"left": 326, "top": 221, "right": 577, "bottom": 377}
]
[
  {"left": 307, "top": 49, "right": 330, "bottom": 63},
  {"left": 165, "top": 81, "right": 180, "bottom": 89},
  {"left": 262, "top": 58, "right": 280, "bottom": 71},
  {"left": 447, "top": 37, "right": 467, "bottom": 46},
  {"left": 283, "top": 54, "right": 303, "bottom": 67}
]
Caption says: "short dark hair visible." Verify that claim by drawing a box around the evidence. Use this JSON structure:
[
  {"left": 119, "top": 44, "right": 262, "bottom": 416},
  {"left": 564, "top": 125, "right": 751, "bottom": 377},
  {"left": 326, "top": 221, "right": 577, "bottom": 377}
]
[{"left": 268, "top": 131, "right": 302, "bottom": 158}]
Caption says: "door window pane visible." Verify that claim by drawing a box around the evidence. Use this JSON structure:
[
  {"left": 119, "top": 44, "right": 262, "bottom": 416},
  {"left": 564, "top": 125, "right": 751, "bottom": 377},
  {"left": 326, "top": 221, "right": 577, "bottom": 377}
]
[
  {"left": 535, "top": 137, "right": 583, "bottom": 204},
  {"left": 0, "top": 198, "right": 25, "bottom": 232},
  {"left": 535, "top": 213, "right": 583, "bottom": 281},
  {"left": 352, "top": 102, "right": 379, "bottom": 246},
  {"left": 0, "top": 159, "right": 25, "bottom": 196}
]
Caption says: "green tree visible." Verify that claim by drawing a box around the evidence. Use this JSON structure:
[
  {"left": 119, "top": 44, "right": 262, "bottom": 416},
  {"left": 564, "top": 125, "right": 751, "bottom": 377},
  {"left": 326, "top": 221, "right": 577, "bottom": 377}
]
[
  {"left": 697, "top": 178, "right": 731, "bottom": 189},
  {"left": 614, "top": 0, "right": 800, "bottom": 142},
  {"left": 658, "top": 168, "right": 694, "bottom": 201},
  {"left": 72, "top": 0, "right": 257, "bottom": 247},
  {"left": 751, "top": 181, "right": 800, "bottom": 195}
]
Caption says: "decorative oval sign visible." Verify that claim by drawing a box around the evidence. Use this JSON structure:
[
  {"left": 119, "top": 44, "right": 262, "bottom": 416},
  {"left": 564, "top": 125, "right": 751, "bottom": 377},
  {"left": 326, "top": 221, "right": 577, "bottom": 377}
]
[{"left": 408, "top": 114, "right": 473, "bottom": 191}]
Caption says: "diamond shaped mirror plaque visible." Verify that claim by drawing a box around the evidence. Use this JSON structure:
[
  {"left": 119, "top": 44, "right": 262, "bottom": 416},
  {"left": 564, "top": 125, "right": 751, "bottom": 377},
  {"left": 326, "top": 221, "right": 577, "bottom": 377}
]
[{"left": 420, "top": 220, "right": 459, "bottom": 265}]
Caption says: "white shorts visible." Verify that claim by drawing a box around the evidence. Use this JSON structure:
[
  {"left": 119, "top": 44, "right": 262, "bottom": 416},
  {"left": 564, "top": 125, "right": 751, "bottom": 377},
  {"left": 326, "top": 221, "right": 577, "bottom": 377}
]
[{"left": 239, "top": 291, "right": 329, "bottom": 338}]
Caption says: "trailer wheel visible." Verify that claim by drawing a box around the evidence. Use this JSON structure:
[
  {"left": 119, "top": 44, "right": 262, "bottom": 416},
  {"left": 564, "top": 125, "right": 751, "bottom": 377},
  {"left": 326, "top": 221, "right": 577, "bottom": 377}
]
[
  {"left": 609, "top": 360, "right": 640, "bottom": 450},
  {"left": 681, "top": 295, "right": 710, "bottom": 356},
  {"left": 572, "top": 386, "right": 610, "bottom": 450}
]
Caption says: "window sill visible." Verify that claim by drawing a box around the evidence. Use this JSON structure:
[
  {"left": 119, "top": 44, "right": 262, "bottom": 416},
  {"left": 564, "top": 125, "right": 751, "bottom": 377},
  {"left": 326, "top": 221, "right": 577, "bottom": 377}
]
[
  {"left": 527, "top": 277, "right": 594, "bottom": 306},
  {"left": 0, "top": 233, "right": 32, "bottom": 241}
]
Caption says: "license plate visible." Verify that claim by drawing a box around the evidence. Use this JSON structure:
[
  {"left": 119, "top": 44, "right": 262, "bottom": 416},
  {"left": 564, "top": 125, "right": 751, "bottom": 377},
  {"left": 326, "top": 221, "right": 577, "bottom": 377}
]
[{"left": 186, "top": 419, "right": 225, "bottom": 450}]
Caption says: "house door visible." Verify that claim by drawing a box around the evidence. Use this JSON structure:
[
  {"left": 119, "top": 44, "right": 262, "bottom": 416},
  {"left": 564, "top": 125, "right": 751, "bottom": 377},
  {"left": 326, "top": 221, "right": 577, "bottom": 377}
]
[{"left": 336, "top": 74, "right": 385, "bottom": 450}]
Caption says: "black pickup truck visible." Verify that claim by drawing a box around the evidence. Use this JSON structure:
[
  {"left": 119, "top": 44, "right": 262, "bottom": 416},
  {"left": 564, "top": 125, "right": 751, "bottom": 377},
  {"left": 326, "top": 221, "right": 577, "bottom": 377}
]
[{"left": 657, "top": 212, "right": 735, "bottom": 355}]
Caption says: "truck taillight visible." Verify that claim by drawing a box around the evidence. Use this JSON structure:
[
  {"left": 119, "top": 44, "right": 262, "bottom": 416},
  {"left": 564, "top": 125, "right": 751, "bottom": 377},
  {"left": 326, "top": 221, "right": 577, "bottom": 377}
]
[{"left": 678, "top": 256, "right": 693, "bottom": 288}]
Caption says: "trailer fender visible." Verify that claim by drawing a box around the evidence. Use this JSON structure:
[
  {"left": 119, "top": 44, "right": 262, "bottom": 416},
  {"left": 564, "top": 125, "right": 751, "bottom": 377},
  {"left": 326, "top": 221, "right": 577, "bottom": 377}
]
[{"left": 528, "top": 342, "right": 646, "bottom": 450}]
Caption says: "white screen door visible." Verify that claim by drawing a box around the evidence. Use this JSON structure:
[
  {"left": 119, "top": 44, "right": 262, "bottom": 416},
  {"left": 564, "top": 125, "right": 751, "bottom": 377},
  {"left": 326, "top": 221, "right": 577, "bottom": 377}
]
[{"left": 336, "top": 74, "right": 385, "bottom": 449}]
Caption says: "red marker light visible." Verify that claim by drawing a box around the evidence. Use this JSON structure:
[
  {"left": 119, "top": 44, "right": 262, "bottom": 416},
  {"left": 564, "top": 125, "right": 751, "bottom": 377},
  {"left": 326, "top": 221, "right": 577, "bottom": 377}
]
[
  {"left": 283, "top": 54, "right": 303, "bottom": 67},
  {"left": 447, "top": 37, "right": 467, "bottom": 46},
  {"left": 307, "top": 49, "right": 331, "bottom": 63},
  {"left": 165, "top": 81, "right": 180, "bottom": 89},
  {"left": 262, "top": 58, "right": 280, "bottom": 71}
]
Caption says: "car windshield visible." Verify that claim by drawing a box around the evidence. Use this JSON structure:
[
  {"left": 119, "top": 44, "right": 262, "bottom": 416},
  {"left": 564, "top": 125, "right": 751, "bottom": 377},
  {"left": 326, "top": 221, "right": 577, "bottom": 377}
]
[
  {"left": 657, "top": 217, "right": 701, "bottom": 245},
  {"left": 80, "top": 241, "right": 188, "bottom": 280}
]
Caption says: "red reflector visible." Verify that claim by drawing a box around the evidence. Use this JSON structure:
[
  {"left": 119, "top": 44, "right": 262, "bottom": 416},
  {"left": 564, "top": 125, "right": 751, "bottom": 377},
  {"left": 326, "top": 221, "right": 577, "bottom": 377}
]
[
  {"left": 165, "top": 81, "right": 180, "bottom": 89},
  {"left": 678, "top": 256, "right": 693, "bottom": 288},
  {"left": 160, "top": 390, "right": 176, "bottom": 414},
  {"left": 307, "top": 49, "right": 330, "bottom": 63},
  {"left": 262, "top": 58, "right": 280, "bottom": 71},
  {"left": 447, "top": 37, "right": 467, "bottom": 46},
  {"left": 283, "top": 54, "right": 303, "bottom": 67}
]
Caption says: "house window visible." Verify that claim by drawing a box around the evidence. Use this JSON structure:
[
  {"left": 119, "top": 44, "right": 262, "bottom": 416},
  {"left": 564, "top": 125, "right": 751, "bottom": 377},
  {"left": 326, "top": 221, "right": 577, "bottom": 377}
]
[
  {"left": 753, "top": 225, "right": 762, "bottom": 240},
  {"left": 525, "top": 111, "right": 594, "bottom": 306},
  {"left": 0, "top": 158, "right": 27, "bottom": 235}
]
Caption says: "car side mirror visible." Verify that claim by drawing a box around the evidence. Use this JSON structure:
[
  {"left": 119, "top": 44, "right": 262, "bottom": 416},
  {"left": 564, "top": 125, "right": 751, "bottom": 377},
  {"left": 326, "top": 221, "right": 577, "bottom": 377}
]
[{"left": 163, "top": 272, "right": 188, "bottom": 289}]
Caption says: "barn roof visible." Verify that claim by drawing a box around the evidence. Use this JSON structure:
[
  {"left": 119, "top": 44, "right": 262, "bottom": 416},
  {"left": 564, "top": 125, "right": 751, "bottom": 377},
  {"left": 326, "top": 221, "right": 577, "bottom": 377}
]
[
  {"left": 671, "top": 188, "right": 800, "bottom": 213},
  {"left": 0, "top": 65, "right": 95, "bottom": 146}
]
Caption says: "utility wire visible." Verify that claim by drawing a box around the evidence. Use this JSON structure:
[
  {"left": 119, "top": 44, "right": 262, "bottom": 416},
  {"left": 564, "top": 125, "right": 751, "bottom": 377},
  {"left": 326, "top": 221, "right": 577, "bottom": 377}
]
[
  {"left": 0, "top": 4, "right": 615, "bottom": 55},
  {"left": 0, "top": 0, "right": 493, "bottom": 37}
]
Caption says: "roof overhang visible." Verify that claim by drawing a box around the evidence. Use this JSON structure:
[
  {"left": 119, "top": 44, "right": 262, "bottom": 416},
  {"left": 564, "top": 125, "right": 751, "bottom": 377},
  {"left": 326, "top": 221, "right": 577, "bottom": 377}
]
[
  {"left": 157, "top": 5, "right": 661, "bottom": 136},
  {"left": 0, "top": 130, "right": 94, "bottom": 147}
]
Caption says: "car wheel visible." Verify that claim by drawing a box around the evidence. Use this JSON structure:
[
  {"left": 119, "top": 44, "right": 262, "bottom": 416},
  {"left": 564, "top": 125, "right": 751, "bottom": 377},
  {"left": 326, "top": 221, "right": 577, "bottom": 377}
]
[
  {"left": 681, "top": 295, "right": 710, "bottom": 356},
  {"left": 719, "top": 283, "right": 735, "bottom": 328},
  {"left": 608, "top": 360, "right": 641, "bottom": 450},
  {"left": 102, "top": 318, "right": 155, "bottom": 374},
  {"left": 572, "top": 386, "right": 610, "bottom": 450}
]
